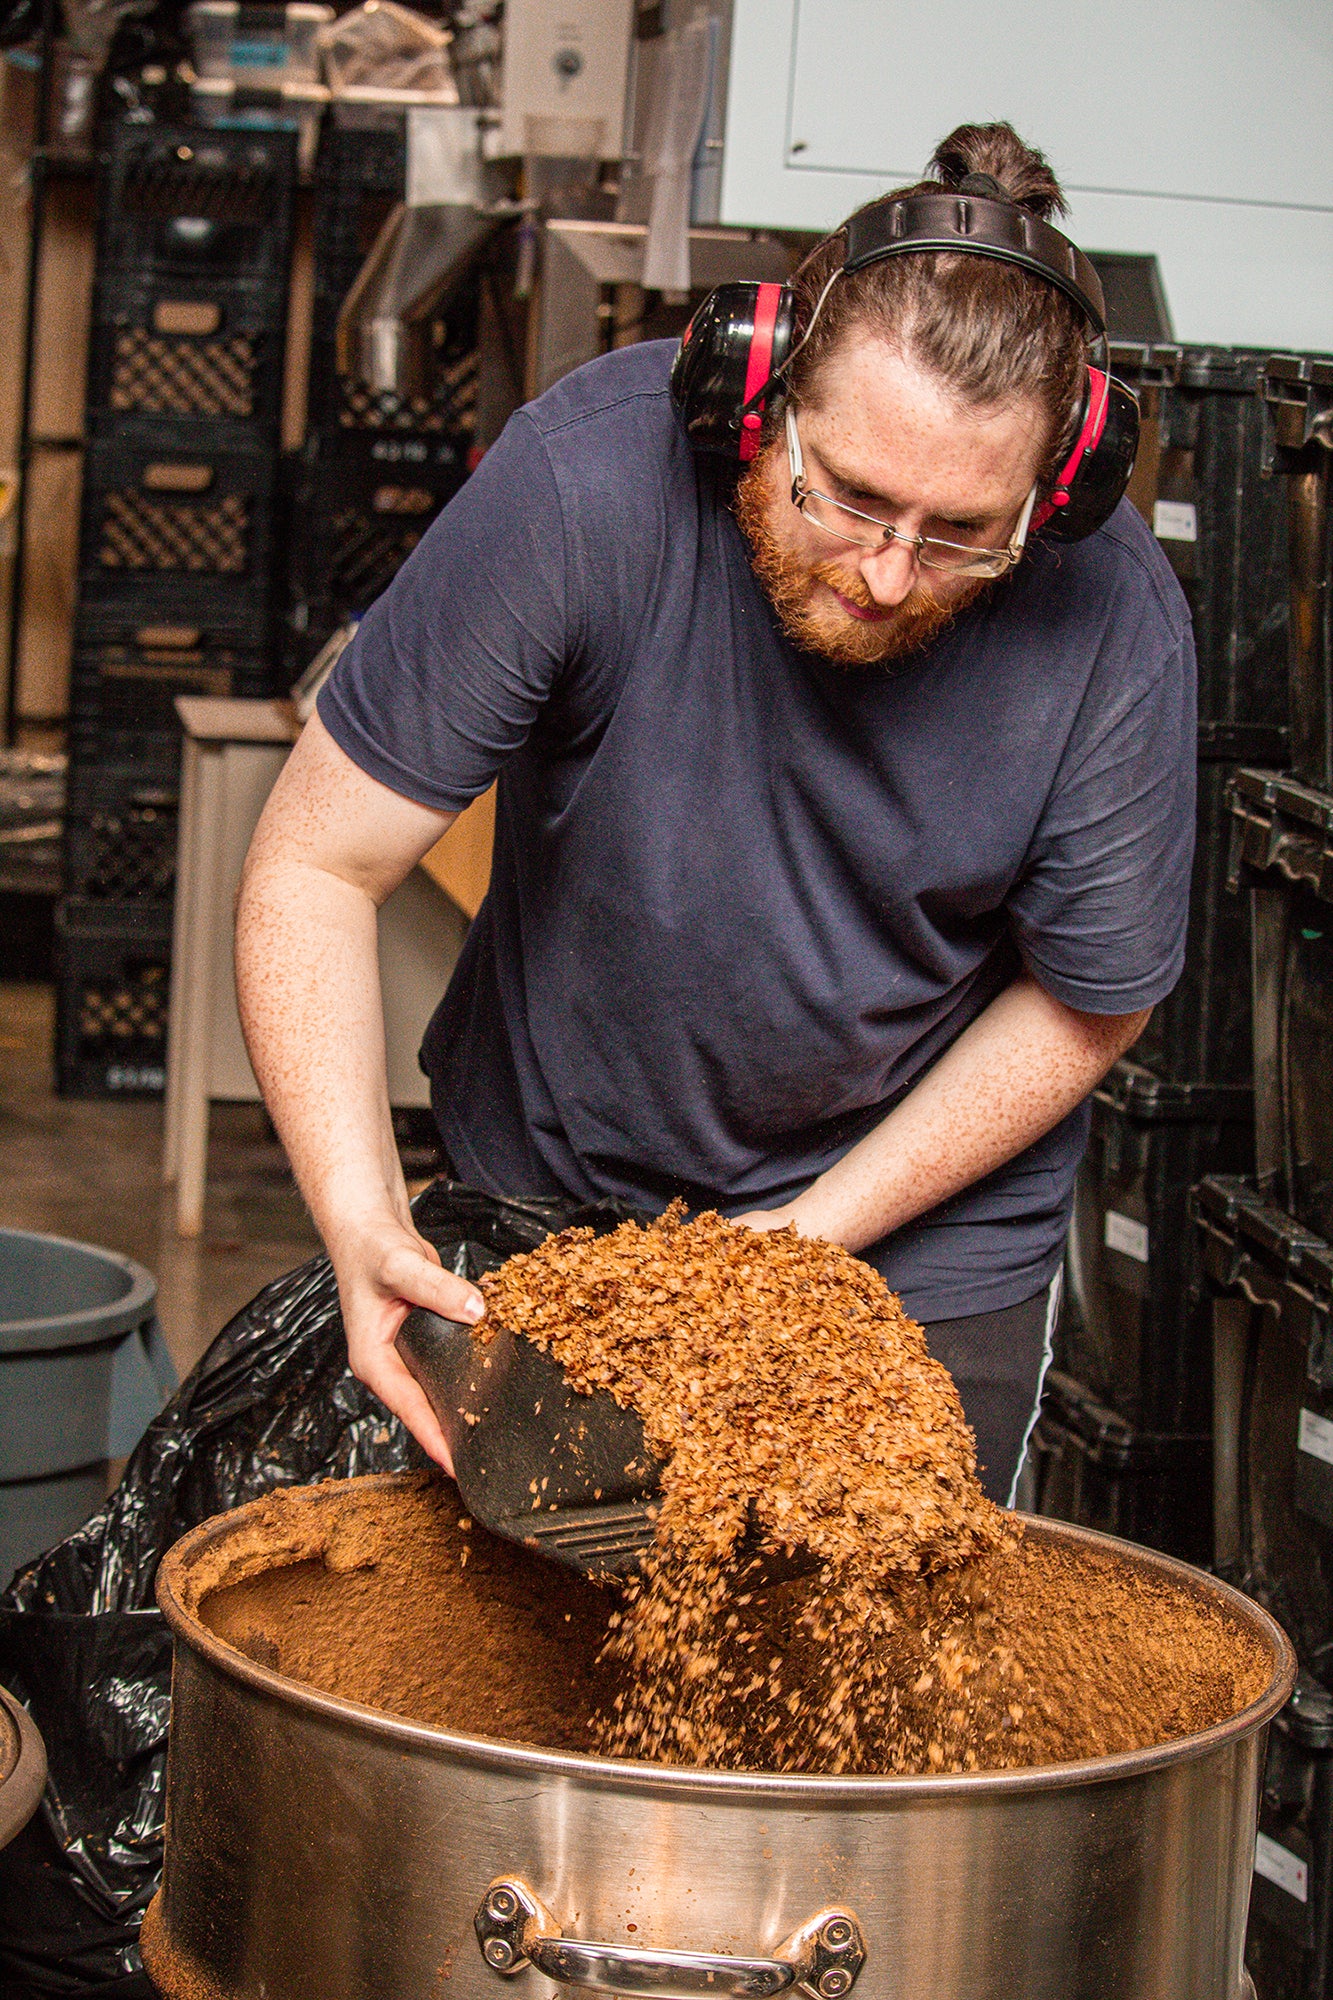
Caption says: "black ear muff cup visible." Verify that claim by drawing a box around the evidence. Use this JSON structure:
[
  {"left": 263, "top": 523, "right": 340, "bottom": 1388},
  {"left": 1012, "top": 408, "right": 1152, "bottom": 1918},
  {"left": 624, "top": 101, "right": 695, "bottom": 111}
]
[
  {"left": 670, "top": 283, "right": 796, "bottom": 459},
  {"left": 1040, "top": 377, "right": 1141, "bottom": 542}
]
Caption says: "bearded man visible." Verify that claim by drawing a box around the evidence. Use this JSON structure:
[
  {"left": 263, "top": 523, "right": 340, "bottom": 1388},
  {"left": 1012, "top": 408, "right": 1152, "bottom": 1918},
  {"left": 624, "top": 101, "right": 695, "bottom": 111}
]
[{"left": 235, "top": 123, "right": 1195, "bottom": 1502}]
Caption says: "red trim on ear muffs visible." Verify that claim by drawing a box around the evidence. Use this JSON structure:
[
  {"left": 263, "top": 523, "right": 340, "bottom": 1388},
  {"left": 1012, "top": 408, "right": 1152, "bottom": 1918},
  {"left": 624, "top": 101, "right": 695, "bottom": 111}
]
[
  {"left": 737, "top": 283, "right": 783, "bottom": 462},
  {"left": 1031, "top": 368, "right": 1110, "bottom": 531}
]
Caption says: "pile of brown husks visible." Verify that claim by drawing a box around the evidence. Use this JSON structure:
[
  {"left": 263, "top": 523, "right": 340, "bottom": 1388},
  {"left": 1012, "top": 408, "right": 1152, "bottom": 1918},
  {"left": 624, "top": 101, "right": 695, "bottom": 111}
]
[{"left": 480, "top": 1204, "right": 1019, "bottom": 1772}]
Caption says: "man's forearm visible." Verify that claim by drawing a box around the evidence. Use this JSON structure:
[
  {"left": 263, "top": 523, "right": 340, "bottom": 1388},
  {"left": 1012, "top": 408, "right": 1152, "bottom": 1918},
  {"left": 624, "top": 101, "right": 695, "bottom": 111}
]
[
  {"left": 232, "top": 714, "right": 480, "bottom": 1467},
  {"left": 235, "top": 853, "right": 405, "bottom": 1241},
  {"left": 762, "top": 974, "right": 1149, "bottom": 1254}
]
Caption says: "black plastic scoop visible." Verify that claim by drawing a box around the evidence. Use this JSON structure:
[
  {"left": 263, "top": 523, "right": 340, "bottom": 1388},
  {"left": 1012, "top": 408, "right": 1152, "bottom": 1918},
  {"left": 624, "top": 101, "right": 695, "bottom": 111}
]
[{"left": 396, "top": 1308, "right": 664, "bottom": 1578}]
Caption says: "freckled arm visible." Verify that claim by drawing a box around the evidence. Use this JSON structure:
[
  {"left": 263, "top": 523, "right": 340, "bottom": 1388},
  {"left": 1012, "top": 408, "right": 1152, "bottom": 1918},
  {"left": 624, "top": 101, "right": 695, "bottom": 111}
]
[
  {"left": 737, "top": 973, "right": 1150, "bottom": 1253},
  {"left": 234, "top": 711, "right": 481, "bottom": 1468}
]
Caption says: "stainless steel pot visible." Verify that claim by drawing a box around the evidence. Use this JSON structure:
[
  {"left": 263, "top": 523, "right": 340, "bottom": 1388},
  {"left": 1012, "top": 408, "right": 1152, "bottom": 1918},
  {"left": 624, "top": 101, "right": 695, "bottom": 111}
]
[{"left": 143, "top": 1475, "right": 1294, "bottom": 2000}]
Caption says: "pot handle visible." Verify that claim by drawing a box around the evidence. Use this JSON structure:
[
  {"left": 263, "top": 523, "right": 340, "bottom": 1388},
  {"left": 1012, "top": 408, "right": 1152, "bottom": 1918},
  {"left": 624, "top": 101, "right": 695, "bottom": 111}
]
[{"left": 474, "top": 1878, "right": 866, "bottom": 2000}]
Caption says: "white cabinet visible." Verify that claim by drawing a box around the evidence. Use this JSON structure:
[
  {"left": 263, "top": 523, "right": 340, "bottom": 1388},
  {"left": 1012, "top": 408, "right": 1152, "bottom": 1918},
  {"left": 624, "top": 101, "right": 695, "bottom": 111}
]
[{"left": 719, "top": 0, "right": 1333, "bottom": 350}]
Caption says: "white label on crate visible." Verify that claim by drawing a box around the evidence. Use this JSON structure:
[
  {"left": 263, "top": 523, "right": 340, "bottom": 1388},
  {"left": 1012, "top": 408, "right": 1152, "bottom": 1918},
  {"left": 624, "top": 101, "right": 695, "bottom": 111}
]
[
  {"left": 1255, "top": 1833, "right": 1309, "bottom": 1903},
  {"left": 1104, "top": 1210, "right": 1150, "bottom": 1263},
  {"left": 1153, "top": 499, "right": 1198, "bottom": 543},
  {"left": 1298, "top": 1407, "right": 1333, "bottom": 1467}
]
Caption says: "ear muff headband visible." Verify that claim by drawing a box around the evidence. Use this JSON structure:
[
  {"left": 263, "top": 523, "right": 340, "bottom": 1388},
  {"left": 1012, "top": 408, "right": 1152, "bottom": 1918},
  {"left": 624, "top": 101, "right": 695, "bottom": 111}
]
[
  {"left": 842, "top": 190, "right": 1106, "bottom": 337},
  {"left": 1030, "top": 366, "right": 1110, "bottom": 531}
]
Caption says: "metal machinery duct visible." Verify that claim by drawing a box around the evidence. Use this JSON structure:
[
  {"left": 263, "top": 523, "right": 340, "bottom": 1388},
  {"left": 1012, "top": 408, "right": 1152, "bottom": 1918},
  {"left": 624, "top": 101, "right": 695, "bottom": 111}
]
[{"left": 336, "top": 199, "right": 503, "bottom": 402}]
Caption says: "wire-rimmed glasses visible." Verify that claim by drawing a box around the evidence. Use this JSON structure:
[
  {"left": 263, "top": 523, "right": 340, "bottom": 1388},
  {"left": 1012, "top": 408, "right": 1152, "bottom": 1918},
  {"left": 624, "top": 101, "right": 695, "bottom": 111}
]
[{"left": 785, "top": 404, "right": 1036, "bottom": 580}]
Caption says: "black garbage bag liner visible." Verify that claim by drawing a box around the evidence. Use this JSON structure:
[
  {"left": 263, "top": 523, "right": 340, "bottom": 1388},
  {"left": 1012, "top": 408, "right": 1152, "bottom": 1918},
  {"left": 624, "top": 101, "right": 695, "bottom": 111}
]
[{"left": 0, "top": 1182, "right": 642, "bottom": 1995}]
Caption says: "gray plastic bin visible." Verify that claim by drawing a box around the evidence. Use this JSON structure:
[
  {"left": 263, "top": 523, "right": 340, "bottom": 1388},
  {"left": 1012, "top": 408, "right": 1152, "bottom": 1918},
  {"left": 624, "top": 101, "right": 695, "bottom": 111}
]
[{"left": 0, "top": 1228, "right": 176, "bottom": 1585}]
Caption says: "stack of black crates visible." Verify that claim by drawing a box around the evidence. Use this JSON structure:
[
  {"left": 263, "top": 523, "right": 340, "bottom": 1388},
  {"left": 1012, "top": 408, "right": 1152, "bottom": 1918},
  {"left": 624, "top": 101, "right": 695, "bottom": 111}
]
[
  {"left": 1033, "top": 343, "right": 1292, "bottom": 1566},
  {"left": 57, "top": 120, "right": 298, "bottom": 1096},
  {"left": 284, "top": 118, "right": 480, "bottom": 676},
  {"left": 1192, "top": 354, "right": 1333, "bottom": 2000}
]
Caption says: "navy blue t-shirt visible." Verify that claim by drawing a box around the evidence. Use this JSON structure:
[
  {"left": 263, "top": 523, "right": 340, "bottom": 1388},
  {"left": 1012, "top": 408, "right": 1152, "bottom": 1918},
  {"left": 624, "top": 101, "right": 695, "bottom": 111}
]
[{"left": 320, "top": 341, "right": 1196, "bottom": 1320}]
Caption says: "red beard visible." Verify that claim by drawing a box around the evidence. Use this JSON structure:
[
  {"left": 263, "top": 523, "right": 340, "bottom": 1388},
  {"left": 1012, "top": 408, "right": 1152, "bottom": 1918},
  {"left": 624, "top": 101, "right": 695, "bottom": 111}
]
[{"left": 733, "top": 450, "right": 988, "bottom": 667}]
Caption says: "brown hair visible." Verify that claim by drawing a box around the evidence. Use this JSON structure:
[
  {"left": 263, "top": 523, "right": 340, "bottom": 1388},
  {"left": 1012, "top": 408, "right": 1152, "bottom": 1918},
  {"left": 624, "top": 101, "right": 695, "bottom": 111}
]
[{"left": 786, "top": 123, "right": 1088, "bottom": 484}]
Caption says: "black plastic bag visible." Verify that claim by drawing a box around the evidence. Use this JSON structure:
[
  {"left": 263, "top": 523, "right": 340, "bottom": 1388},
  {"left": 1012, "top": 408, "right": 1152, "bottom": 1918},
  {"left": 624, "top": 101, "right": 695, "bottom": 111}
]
[{"left": 0, "top": 1183, "right": 640, "bottom": 1995}]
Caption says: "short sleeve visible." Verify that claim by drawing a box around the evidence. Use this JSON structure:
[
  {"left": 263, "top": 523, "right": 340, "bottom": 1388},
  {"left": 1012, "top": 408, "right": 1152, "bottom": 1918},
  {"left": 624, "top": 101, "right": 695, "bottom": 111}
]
[
  {"left": 317, "top": 409, "right": 580, "bottom": 812},
  {"left": 1006, "top": 609, "right": 1197, "bottom": 1016}
]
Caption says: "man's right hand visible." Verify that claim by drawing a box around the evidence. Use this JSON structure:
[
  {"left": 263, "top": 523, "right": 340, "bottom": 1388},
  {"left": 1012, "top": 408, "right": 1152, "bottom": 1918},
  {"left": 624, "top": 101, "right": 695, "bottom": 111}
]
[{"left": 329, "top": 1211, "right": 486, "bottom": 1478}]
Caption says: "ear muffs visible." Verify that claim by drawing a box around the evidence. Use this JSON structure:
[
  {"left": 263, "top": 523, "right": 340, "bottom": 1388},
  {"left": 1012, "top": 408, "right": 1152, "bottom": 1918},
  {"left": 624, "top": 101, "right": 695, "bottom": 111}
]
[
  {"left": 670, "top": 187, "right": 1141, "bottom": 541},
  {"left": 670, "top": 281, "right": 795, "bottom": 460},
  {"left": 1032, "top": 368, "right": 1141, "bottom": 542}
]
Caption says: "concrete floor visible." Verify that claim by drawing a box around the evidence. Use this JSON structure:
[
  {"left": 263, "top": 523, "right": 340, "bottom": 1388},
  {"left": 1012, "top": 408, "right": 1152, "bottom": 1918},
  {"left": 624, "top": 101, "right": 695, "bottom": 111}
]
[{"left": 0, "top": 979, "right": 321, "bottom": 1381}]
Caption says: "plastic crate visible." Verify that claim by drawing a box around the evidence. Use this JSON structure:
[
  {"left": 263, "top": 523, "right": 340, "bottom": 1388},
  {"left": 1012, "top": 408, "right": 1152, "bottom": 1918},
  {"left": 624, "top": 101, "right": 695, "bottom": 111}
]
[
  {"left": 63, "top": 767, "right": 179, "bottom": 906},
  {"left": 1113, "top": 342, "right": 1293, "bottom": 740},
  {"left": 95, "top": 121, "right": 298, "bottom": 285},
  {"left": 54, "top": 899, "right": 172, "bottom": 1099},
  {"left": 1194, "top": 1174, "right": 1333, "bottom": 1671},
  {"left": 86, "top": 274, "right": 289, "bottom": 431},
  {"left": 286, "top": 426, "right": 467, "bottom": 656},
  {"left": 1026, "top": 1367, "right": 1212, "bottom": 1564},
  {"left": 306, "top": 122, "right": 403, "bottom": 428},
  {"left": 76, "top": 431, "right": 282, "bottom": 651},
  {"left": 1133, "top": 740, "right": 1286, "bottom": 1088},
  {"left": 1061, "top": 1058, "right": 1253, "bottom": 1433},
  {"left": 310, "top": 120, "right": 405, "bottom": 315},
  {"left": 186, "top": 2, "right": 333, "bottom": 85},
  {"left": 69, "top": 625, "right": 272, "bottom": 739},
  {"left": 1228, "top": 768, "right": 1333, "bottom": 1239},
  {"left": 1247, "top": 1677, "right": 1333, "bottom": 2000},
  {"left": 1262, "top": 355, "right": 1333, "bottom": 797}
]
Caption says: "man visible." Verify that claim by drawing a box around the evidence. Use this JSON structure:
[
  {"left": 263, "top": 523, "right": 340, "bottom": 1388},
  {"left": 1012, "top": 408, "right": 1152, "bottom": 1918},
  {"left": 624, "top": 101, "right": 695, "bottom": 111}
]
[{"left": 236, "top": 124, "right": 1194, "bottom": 1503}]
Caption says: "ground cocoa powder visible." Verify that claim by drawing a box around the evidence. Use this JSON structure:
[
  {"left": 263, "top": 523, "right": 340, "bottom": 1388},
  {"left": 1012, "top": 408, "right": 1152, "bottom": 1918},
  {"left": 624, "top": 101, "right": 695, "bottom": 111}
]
[
  {"left": 480, "top": 1206, "right": 1272, "bottom": 1771},
  {"left": 188, "top": 1474, "right": 1271, "bottom": 1773},
  {"left": 192, "top": 1473, "right": 623, "bottom": 1747}
]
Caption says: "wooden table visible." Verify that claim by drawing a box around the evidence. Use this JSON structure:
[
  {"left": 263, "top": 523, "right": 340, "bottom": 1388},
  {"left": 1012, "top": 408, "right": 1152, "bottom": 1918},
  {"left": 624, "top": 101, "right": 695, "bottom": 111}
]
[{"left": 162, "top": 696, "right": 489, "bottom": 1236}]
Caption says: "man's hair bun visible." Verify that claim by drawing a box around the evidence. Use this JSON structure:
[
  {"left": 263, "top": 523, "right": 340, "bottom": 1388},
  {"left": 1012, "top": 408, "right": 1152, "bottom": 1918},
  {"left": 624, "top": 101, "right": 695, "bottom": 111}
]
[{"left": 929, "top": 122, "right": 1067, "bottom": 222}]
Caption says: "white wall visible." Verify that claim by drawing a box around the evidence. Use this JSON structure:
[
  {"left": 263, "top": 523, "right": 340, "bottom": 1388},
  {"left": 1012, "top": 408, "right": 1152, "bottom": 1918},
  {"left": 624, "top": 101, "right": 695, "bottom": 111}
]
[{"left": 719, "top": 0, "right": 1333, "bottom": 352}]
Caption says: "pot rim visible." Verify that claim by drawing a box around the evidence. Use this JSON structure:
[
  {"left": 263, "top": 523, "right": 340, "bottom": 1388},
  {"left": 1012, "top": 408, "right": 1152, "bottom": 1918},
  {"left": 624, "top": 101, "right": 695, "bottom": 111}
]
[
  {"left": 0, "top": 1681, "right": 47, "bottom": 1850},
  {"left": 156, "top": 1473, "right": 1297, "bottom": 1803}
]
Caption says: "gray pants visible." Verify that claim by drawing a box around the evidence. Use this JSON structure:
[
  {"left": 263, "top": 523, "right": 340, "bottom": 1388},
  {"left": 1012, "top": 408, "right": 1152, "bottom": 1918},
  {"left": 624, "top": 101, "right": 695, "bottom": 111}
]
[{"left": 922, "top": 1274, "right": 1060, "bottom": 1507}]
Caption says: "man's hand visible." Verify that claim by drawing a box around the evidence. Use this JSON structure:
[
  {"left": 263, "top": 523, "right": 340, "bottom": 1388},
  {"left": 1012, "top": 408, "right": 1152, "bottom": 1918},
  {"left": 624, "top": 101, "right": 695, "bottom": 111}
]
[
  {"left": 328, "top": 1210, "right": 486, "bottom": 1477},
  {"left": 732, "top": 1203, "right": 802, "bottom": 1234}
]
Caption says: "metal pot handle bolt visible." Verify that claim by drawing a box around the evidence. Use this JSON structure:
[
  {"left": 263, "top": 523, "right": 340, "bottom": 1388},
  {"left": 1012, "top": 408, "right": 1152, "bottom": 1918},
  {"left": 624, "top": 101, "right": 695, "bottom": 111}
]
[{"left": 474, "top": 1879, "right": 867, "bottom": 2000}]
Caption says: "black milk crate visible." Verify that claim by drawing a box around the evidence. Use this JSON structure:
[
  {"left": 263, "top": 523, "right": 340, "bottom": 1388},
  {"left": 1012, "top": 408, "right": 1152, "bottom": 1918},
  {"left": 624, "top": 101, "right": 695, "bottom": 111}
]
[
  {"left": 311, "top": 121, "right": 404, "bottom": 315},
  {"left": 1228, "top": 768, "right": 1333, "bottom": 1239},
  {"left": 1112, "top": 342, "right": 1293, "bottom": 738},
  {"left": 86, "top": 274, "right": 289, "bottom": 432},
  {"left": 1247, "top": 1677, "right": 1333, "bottom": 2000},
  {"left": 1133, "top": 732, "right": 1287, "bottom": 1087},
  {"left": 68, "top": 615, "right": 275, "bottom": 754},
  {"left": 1263, "top": 355, "right": 1333, "bottom": 795},
  {"left": 1061, "top": 1058, "right": 1252, "bottom": 1433},
  {"left": 95, "top": 122, "right": 298, "bottom": 286},
  {"left": 55, "top": 898, "right": 172, "bottom": 1099},
  {"left": 1194, "top": 1174, "right": 1333, "bottom": 1671},
  {"left": 286, "top": 428, "right": 468, "bottom": 656},
  {"left": 306, "top": 122, "right": 483, "bottom": 440},
  {"left": 77, "top": 428, "right": 280, "bottom": 628},
  {"left": 307, "top": 121, "right": 404, "bottom": 436},
  {"left": 1027, "top": 1368, "right": 1212, "bottom": 1564},
  {"left": 63, "top": 765, "right": 179, "bottom": 906}
]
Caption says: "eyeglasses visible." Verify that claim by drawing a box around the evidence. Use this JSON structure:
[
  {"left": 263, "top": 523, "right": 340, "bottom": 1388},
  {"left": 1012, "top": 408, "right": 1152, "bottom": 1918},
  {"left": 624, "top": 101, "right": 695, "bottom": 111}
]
[{"left": 784, "top": 404, "right": 1037, "bottom": 580}]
